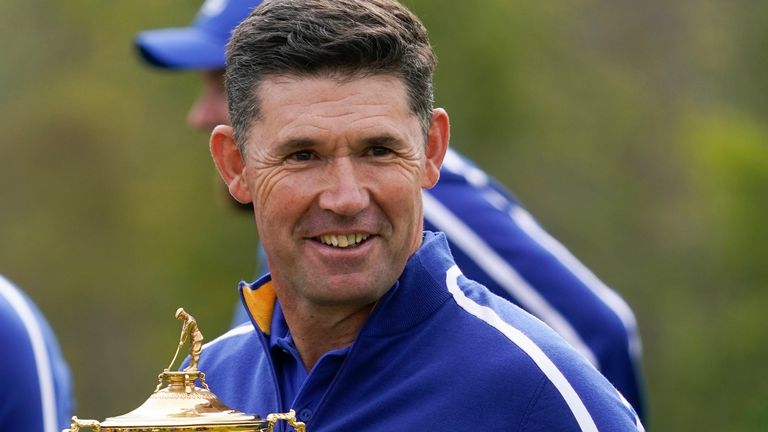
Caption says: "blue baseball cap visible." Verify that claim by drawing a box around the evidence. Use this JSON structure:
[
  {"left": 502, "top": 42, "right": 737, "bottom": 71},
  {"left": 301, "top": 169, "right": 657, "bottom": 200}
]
[{"left": 135, "top": 0, "right": 262, "bottom": 69}]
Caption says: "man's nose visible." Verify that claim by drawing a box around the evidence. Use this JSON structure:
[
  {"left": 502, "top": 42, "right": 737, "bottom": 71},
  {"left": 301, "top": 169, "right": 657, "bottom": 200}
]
[{"left": 318, "top": 157, "right": 370, "bottom": 216}]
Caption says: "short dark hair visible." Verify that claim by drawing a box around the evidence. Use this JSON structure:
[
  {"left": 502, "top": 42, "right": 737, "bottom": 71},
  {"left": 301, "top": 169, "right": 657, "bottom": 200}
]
[{"left": 225, "top": 0, "right": 436, "bottom": 152}]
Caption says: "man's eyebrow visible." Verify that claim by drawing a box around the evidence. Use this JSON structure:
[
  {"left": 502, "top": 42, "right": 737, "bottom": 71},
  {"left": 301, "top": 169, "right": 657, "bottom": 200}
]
[
  {"left": 362, "top": 135, "right": 401, "bottom": 147},
  {"left": 274, "top": 137, "right": 319, "bottom": 153},
  {"left": 272, "top": 134, "right": 403, "bottom": 153}
]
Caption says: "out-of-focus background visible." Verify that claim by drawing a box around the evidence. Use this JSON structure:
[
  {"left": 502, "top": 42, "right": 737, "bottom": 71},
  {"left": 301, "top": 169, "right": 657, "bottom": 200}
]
[{"left": 1, "top": 1, "right": 767, "bottom": 430}]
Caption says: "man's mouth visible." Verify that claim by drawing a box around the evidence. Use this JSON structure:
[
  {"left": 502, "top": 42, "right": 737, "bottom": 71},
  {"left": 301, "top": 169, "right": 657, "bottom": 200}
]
[{"left": 316, "top": 233, "right": 371, "bottom": 248}]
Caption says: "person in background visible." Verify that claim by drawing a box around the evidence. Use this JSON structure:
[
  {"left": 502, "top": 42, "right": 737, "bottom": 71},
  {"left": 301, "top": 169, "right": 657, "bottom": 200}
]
[
  {"left": 0, "top": 274, "right": 74, "bottom": 432},
  {"left": 135, "top": 0, "right": 646, "bottom": 419}
]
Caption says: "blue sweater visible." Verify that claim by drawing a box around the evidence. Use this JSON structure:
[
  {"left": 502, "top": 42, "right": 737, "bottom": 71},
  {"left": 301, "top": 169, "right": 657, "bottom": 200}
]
[
  {"left": 199, "top": 233, "right": 642, "bottom": 431},
  {"left": 0, "top": 275, "right": 74, "bottom": 432}
]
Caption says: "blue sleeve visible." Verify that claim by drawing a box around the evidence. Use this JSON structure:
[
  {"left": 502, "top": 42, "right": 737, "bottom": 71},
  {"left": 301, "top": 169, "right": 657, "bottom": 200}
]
[
  {"left": 0, "top": 276, "right": 74, "bottom": 432},
  {"left": 424, "top": 150, "right": 646, "bottom": 420},
  {"left": 520, "top": 375, "right": 643, "bottom": 431}
]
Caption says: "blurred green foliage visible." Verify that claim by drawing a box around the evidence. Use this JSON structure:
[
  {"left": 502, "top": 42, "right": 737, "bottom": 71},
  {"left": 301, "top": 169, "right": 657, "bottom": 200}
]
[{"left": 1, "top": 0, "right": 766, "bottom": 430}]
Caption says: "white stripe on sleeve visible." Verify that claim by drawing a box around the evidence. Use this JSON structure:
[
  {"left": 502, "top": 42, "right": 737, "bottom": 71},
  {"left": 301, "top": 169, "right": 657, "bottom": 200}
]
[
  {"left": 445, "top": 266, "right": 598, "bottom": 432},
  {"left": 422, "top": 192, "right": 599, "bottom": 367}
]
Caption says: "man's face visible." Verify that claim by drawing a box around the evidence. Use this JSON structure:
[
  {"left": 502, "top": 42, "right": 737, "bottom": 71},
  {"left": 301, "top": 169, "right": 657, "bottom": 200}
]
[
  {"left": 187, "top": 69, "right": 229, "bottom": 131},
  {"left": 189, "top": 69, "right": 254, "bottom": 211},
  {"left": 214, "top": 74, "right": 447, "bottom": 309}
]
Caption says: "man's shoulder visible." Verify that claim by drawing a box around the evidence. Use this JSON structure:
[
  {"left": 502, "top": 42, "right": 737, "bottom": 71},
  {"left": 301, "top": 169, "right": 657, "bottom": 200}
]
[
  {"left": 201, "top": 323, "right": 258, "bottom": 355},
  {"left": 441, "top": 271, "right": 642, "bottom": 429},
  {"left": 432, "top": 274, "right": 634, "bottom": 430},
  {"left": 441, "top": 268, "right": 607, "bottom": 382},
  {"left": 407, "top": 246, "right": 586, "bottom": 364}
]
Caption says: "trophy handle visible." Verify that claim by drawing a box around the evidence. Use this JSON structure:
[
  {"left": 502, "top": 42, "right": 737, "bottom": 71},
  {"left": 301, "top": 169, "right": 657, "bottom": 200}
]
[
  {"left": 266, "top": 410, "right": 306, "bottom": 432},
  {"left": 62, "top": 416, "right": 101, "bottom": 432}
]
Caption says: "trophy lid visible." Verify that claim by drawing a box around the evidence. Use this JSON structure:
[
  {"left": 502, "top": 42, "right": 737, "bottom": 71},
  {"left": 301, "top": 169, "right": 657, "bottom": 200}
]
[{"left": 97, "top": 370, "right": 265, "bottom": 429}]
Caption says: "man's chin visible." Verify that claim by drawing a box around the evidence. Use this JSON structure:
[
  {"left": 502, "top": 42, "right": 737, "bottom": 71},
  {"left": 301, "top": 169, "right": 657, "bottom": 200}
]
[{"left": 314, "top": 272, "right": 395, "bottom": 304}]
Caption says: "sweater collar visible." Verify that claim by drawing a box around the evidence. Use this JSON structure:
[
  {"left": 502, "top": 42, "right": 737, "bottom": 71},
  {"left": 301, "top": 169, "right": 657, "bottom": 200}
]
[{"left": 359, "top": 231, "right": 455, "bottom": 337}]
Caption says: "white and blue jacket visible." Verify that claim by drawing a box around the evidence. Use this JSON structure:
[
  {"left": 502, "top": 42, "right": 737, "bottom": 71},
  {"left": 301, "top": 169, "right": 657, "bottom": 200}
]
[
  {"left": 0, "top": 275, "right": 74, "bottom": 432},
  {"left": 237, "top": 148, "right": 645, "bottom": 419},
  {"left": 200, "top": 232, "right": 643, "bottom": 431}
]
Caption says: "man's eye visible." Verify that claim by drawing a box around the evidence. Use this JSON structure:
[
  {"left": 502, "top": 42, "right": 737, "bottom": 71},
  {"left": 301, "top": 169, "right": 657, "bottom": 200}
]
[
  {"left": 288, "top": 150, "right": 314, "bottom": 162},
  {"left": 368, "top": 146, "right": 393, "bottom": 157}
]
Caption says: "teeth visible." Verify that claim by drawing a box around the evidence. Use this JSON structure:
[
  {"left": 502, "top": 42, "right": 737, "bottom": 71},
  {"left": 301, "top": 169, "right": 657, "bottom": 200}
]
[{"left": 319, "top": 233, "right": 370, "bottom": 248}]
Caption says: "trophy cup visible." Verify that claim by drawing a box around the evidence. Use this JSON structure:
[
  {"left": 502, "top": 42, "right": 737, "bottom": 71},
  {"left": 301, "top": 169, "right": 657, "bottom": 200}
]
[{"left": 63, "top": 308, "right": 305, "bottom": 432}]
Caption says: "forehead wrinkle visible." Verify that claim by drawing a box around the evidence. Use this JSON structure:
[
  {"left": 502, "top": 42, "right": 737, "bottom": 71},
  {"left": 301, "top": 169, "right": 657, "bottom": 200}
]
[
  {"left": 302, "top": 99, "right": 399, "bottom": 122},
  {"left": 275, "top": 111, "right": 412, "bottom": 148}
]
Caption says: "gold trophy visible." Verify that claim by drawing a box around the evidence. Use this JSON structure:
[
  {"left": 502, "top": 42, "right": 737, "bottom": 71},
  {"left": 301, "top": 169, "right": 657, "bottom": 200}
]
[{"left": 64, "top": 308, "right": 305, "bottom": 432}]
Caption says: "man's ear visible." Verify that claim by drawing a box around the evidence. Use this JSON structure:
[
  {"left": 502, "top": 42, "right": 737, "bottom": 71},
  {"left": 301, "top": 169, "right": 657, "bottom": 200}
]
[
  {"left": 210, "top": 125, "right": 252, "bottom": 204},
  {"left": 421, "top": 108, "right": 450, "bottom": 189}
]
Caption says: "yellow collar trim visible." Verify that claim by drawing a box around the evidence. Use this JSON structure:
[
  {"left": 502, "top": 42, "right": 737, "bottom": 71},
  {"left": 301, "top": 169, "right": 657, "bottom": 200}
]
[{"left": 242, "top": 280, "right": 276, "bottom": 334}]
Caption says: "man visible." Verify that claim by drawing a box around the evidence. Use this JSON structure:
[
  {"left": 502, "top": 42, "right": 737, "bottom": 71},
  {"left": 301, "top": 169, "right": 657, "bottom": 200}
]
[
  {"left": 0, "top": 274, "right": 74, "bottom": 432},
  {"left": 151, "top": 0, "right": 643, "bottom": 429},
  {"left": 135, "top": 0, "right": 646, "bottom": 419}
]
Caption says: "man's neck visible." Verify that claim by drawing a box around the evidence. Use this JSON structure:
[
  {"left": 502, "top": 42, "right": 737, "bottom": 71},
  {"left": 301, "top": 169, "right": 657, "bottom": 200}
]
[{"left": 280, "top": 300, "right": 376, "bottom": 371}]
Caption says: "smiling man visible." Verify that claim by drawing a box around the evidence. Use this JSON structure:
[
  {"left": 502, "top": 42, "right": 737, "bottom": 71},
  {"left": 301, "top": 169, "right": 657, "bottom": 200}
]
[
  {"left": 193, "top": 0, "right": 643, "bottom": 429},
  {"left": 137, "top": 0, "right": 646, "bottom": 418}
]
